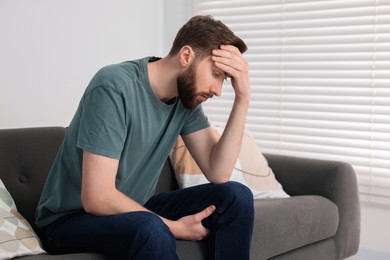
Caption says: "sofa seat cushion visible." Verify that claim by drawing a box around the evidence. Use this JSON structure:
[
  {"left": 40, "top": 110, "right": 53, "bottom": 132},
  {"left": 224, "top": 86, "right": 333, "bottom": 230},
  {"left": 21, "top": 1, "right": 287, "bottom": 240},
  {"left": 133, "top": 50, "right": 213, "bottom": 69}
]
[
  {"left": 10, "top": 253, "right": 113, "bottom": 259},
  {"left": 251, "top": 195, "right": 339, "bottom": 259}
]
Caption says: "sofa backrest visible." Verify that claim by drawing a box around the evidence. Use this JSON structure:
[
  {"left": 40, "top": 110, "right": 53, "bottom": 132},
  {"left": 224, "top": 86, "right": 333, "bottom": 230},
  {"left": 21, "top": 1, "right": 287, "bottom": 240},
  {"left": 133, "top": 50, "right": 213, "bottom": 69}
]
[
  {"left": 0, "top": 127, "right": 179, "bottom": 231},
  {"left": 0, "top": 127, "right": 66, "bottom": 230}
]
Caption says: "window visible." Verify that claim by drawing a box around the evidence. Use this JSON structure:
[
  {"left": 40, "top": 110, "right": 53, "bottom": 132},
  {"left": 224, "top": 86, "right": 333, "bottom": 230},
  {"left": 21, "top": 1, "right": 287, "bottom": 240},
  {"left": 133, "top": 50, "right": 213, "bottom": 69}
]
[{"left": 194, "top": 0, "right": 390, "bottom": 204}]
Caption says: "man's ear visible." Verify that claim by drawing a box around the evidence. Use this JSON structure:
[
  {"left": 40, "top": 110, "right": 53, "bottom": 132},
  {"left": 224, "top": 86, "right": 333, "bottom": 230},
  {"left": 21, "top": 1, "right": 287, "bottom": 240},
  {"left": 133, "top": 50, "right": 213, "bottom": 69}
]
[{"left": 178, "top": 45, "right": 195, "bottom": 68}]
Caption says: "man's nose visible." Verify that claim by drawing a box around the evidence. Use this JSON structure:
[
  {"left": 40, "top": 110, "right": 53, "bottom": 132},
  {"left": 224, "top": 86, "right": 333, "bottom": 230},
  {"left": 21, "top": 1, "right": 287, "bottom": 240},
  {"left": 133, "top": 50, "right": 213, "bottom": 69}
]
[{"left": 210, "top": 83, "right": 222, "bottom": 97}]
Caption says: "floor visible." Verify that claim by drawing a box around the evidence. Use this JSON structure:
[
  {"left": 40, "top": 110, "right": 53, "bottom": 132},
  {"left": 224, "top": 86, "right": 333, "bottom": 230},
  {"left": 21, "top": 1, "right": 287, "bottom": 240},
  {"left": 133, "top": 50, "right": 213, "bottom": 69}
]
[{"left": 347, "top": 248, "right": 390, "bottom": 260}]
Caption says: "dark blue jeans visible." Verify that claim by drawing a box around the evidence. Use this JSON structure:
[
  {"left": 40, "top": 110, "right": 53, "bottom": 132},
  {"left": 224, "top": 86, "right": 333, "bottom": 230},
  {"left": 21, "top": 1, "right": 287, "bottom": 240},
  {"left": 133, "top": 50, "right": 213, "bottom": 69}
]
[{"left": 40, "top": 181, "right": 254, "bottom": 260}]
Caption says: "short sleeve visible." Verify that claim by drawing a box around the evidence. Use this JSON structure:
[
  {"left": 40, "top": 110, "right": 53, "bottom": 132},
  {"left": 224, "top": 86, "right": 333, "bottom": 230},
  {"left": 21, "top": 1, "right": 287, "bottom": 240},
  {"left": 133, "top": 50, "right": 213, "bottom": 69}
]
[
  {"left": 77, "top": 86, "right": 127, "bottom": 159},
  {"left": 180, "top": 104, "right": 210, "bottom": 135}
]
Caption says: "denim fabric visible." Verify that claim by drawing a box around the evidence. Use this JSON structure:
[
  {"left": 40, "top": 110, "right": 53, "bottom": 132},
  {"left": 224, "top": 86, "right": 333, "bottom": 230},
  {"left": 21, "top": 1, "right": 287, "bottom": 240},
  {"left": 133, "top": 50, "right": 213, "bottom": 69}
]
[{"left": 41, "top": 181, "right": 254, "bottom": 260}]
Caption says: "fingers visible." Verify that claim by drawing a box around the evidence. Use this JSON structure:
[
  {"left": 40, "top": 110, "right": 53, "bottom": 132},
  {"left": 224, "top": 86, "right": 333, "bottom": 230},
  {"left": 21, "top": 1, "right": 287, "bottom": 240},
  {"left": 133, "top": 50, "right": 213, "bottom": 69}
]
[
  {"left": 213, "top": 44, "right": 241, "bottom": 57},
  {"left": 191, "top": 205, "right": 215, "bottom": 240},
  {"left": 196, "top": 205, "right": 216, "bottom": 221},
  {"left": 211, "top": 45, "right": 250, "bottom": 99},
  {"left": 174, "top": 205, "right": 215, "bottom": 241},
  {"left": 211, "top": 45, "right": 248, "bottom": 79},
  {"left": 212, "top": 45, "right": 245, "bottom": 64}
]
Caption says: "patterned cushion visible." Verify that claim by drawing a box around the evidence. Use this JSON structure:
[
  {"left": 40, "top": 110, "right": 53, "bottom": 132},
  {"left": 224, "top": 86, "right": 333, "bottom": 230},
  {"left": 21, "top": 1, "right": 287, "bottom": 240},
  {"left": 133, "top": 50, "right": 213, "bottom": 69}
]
[
  {"left": 0, "top": 179, "right": 45, "bottom": 258},
  {"left": 170, "top": 127, "right": 289, "bottom": 199}
]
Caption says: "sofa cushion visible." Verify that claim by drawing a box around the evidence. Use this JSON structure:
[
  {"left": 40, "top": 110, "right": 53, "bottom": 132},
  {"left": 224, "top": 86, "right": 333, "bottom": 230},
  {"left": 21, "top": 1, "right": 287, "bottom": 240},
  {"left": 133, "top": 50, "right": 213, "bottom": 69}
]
[
  {"left": 251, "top": 195, "right": 339, "bottom": 259},
  {"left": 0, "top": 179, "right": 46, "bottom": 258},
  {"left": 170, "top": 127, "right": 289, "bottom": 198}
]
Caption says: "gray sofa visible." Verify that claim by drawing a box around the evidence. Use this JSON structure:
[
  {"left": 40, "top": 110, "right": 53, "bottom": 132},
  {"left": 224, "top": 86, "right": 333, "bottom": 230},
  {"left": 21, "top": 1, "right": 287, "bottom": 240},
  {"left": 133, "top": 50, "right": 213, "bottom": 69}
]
[{"left": 0, "top": 127, "right": 360, "bottom": 259}]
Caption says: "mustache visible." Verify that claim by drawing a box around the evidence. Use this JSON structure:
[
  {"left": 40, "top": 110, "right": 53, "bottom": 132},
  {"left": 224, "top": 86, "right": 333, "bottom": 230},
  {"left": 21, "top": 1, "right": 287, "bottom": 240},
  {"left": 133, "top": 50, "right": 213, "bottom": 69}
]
[{"left": 199, "top": 92, "right": 214, "bottom": 99}]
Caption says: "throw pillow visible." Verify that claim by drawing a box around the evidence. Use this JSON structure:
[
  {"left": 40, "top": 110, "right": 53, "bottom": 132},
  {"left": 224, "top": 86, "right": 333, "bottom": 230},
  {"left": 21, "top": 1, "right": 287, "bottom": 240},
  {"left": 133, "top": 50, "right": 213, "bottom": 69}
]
[
  {"left": 0, "top": 179, "right": 46, "bottom": 259},
  {"left": 169, "top": 127, "right": 289, "bottom": 199}
]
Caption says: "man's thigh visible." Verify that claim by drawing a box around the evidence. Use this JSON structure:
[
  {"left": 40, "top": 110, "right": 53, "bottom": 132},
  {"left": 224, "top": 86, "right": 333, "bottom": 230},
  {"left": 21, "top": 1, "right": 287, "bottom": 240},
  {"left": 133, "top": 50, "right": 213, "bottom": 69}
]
[
  {"left": 145, "top": 181, "right": 250, "bottom": 224},
  {"left": 42, "top": 211, "right": 176, "bottom": 259}
]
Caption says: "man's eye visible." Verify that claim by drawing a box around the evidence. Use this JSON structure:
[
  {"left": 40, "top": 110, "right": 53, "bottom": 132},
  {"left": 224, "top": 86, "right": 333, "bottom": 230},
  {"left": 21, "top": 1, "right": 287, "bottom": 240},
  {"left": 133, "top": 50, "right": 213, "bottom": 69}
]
[{"left": 213, "top": 71, "right": 220, "bottom": 78}]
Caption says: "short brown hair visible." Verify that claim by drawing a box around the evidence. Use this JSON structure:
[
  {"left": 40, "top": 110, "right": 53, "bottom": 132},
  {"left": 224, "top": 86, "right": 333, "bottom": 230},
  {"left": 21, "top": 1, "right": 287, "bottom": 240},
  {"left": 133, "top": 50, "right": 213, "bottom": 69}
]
[{"left": 168, "top": 15, "right": 247, "bottom": 59}]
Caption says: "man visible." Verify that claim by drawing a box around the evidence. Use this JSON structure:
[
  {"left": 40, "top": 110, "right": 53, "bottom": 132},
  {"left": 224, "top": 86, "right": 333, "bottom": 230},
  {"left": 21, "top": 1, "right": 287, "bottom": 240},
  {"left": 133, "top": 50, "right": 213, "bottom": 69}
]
[{"left": 36, "top": 15, "right": 254, "bottom": 259}]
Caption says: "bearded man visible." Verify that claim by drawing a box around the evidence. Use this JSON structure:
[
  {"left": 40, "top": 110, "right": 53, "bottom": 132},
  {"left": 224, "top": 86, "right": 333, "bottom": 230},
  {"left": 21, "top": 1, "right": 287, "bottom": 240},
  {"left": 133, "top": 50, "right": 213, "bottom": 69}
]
[{"left": 36, "top": 15, "right": 254, "bottom": 260}]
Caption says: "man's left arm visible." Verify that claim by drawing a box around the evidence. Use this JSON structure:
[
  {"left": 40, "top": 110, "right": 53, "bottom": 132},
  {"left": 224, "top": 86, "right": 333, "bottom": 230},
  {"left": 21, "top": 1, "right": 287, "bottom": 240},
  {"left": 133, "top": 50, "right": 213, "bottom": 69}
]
[{"left": 183, "top": 45, "right": 250, "bottom": 183}]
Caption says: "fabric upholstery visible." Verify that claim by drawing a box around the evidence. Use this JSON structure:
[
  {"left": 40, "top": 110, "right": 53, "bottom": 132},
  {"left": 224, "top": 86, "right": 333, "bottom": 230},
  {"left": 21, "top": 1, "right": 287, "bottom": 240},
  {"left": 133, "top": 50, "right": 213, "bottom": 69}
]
[
  {"left": 250, "top": 196, "right": 338, "bottom": 259},
  {"left": 265, "top": 153, "right": 361, "bottom": 259},
  {"left": 11, "top": 253, "right": 113, "bottom": 259},
  {"left": 269, "top": 239, "right": 336, "bottom": 260},
  {"left": 0, "top": 127, "right": 66, "bottom": 232}
]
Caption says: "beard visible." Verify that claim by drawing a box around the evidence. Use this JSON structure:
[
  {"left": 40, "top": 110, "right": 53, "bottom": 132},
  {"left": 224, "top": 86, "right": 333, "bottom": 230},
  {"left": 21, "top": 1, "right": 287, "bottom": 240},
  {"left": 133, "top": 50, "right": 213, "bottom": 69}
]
[
  {"left": 177, "top": 63, "right": 199, "bottom": 109},
  {"left": 177, "top": 62, "right": 199, "bottom": 109}
]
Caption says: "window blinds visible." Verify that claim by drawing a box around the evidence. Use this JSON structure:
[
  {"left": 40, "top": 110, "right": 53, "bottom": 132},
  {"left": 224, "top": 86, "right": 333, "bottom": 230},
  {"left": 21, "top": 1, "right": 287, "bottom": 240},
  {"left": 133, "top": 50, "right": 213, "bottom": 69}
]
[{"left": 193, "top": 0, "right": 390, "bottom": 204}]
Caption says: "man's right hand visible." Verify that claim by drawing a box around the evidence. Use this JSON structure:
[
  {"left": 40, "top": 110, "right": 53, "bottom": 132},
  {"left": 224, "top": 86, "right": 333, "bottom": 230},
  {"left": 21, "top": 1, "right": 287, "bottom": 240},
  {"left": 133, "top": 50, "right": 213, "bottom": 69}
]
[{"left": 164, "top": 205, "right": 216, "bottom": 241}]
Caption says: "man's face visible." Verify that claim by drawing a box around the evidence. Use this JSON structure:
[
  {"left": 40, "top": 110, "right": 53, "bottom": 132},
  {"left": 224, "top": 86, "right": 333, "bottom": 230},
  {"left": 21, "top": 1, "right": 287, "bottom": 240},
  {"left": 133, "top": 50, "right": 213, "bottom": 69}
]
[{"left": 177, "top": 56, "right": 226, "bottom": 109}]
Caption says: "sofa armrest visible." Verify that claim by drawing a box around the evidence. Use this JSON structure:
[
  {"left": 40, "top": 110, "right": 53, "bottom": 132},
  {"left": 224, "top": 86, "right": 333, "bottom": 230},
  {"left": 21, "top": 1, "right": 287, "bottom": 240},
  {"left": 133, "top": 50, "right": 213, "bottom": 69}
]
[{"left": 264, "top": 153, "right": 360, "bottom": 259}]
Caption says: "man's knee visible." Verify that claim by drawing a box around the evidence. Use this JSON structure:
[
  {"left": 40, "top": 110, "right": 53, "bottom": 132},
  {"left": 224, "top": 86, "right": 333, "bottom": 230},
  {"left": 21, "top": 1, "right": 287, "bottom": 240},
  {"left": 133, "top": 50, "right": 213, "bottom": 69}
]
[
  {"left": 218, "top": 181, "right": 253, "bottom": 206},
  {"left": 212, "top": 182, "right": 254, "bottom": 224},
  {"left": 205, "top": 181, "right": 254, "bottom": 232}
]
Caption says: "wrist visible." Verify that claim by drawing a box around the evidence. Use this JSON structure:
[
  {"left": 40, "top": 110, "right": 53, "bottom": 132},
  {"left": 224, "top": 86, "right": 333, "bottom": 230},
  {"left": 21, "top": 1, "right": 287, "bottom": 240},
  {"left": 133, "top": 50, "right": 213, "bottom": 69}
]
[
  {"left": 234, "top": 93, "right": 250, "bottom": 107},
  {"left": 161, "top": 217, "right": 181, "bottom": 238}
]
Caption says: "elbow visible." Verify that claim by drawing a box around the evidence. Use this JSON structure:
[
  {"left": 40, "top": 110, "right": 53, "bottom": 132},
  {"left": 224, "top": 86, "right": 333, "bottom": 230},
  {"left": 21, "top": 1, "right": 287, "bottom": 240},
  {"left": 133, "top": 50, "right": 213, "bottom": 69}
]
[
  {"left": 205, "top": 170, "right": 232, "bottom": 184},
  {"left": 210, "top": 179, "right": 230, "bottom": 185},
  {"left": 81, "top": 192, "right": 107, "bottom": 216},
  {"left": 81, "top": 197, "right": 98, "bottom": 215}
]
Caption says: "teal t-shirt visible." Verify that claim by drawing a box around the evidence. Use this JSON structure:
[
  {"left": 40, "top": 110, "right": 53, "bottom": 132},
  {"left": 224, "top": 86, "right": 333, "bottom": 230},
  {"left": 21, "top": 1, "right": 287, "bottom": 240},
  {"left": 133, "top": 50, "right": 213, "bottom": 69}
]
[{"left": 35, "top": 57, "right": 210, "bottom": 228}]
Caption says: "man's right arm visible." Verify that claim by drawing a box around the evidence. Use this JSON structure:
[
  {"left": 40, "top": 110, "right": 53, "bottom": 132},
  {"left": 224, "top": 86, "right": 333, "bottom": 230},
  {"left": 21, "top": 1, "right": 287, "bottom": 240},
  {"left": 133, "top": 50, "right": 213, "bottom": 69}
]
[
  {"left": 81, "top": 150, "right": 215, "bottom": 241},
  {"left": 81, "top": 150, "right": 146, "bottom": 214}
]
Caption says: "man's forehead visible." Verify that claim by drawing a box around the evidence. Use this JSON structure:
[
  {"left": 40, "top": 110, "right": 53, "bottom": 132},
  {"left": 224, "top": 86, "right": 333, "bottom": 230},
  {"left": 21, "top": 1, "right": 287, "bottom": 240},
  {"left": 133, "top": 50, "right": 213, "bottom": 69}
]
[{"left": 202, "top": 56, "right": 230, "bottom": 78}]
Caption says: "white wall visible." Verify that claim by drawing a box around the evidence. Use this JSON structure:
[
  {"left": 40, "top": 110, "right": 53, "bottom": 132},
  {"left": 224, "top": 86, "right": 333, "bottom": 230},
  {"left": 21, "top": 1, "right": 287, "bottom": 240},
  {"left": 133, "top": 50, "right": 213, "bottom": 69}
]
[
  {"left": 359, "top": 202, "right": 390, "bottom": 254},
  {"left": 162, "top": 0, "right": 193, "bottom": 54},
  {"left": 0, "top": 0, "right": 163, "bottom": 128}
]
